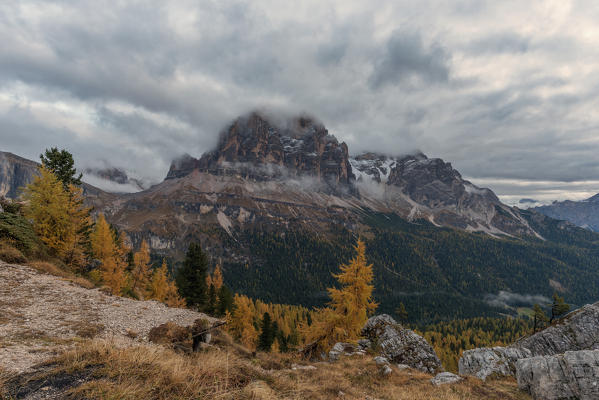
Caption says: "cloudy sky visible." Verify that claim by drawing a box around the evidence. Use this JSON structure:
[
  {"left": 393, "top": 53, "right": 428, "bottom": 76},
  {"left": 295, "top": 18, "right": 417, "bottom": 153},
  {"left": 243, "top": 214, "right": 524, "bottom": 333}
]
[{"left": 1, "top": 0, "right": 599, "bottom": 204}]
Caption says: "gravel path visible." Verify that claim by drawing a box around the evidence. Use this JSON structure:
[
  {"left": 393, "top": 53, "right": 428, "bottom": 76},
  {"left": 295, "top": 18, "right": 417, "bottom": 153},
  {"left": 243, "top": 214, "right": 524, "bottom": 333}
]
[{"left": 0, "top": 261, "right": 215, "bottom": 373}]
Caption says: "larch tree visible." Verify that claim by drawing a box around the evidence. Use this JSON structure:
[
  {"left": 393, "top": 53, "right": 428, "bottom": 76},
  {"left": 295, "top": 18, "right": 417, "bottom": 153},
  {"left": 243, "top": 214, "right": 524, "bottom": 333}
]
[
  {"left": 304, "top": 238, "right": 377, "bottom": 351},
  {"left": 211, "top": 264, "right": 224, "bottom": 289},
  {"left": 21, "top": 166, "right": 90, "bottom": 269},
  {"left": 150, "top": 258, "right": 185, "bottom": 307},
  {"left": 90, "top": 214, "right": 128, "bottom": 295},
  {"left": 229, "top": 294, "right": 258, "bottom": 349},
  {"left": 532, "top": 303, "right": 548, "bottom": 333},
  {"left": 131, "top": 240, "right": 152, "bottom": 298}
]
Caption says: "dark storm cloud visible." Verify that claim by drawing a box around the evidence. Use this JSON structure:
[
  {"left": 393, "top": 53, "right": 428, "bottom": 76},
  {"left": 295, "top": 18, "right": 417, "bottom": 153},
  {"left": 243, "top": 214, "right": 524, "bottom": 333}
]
[
  {"left": 0, "top": 0, "right": 598, "bottom": 200},
  {"left": 369, "top": 30, "right": 450, "bottom": 88}
]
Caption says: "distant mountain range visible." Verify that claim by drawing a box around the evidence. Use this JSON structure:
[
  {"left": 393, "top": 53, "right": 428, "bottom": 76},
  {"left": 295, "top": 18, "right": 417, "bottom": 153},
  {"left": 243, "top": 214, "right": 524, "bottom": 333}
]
[
  {"left": 3, "top": 111, "right": 599, "bottom": 323},
  {"left": 533, "top": 194, "right": 599, "bottom": 232}
]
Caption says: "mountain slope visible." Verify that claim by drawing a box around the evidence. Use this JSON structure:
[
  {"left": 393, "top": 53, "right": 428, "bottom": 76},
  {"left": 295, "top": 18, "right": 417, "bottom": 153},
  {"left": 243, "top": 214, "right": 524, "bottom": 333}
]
[{"left": 533, "top": 194, "right": 599, "bottom": 231}]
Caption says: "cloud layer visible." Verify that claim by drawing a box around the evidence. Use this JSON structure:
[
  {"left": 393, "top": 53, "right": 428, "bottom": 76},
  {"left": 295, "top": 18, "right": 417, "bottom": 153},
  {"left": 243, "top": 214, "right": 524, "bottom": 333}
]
[{"left": 1, "top": 0, "right": 599, "bottom": 200}]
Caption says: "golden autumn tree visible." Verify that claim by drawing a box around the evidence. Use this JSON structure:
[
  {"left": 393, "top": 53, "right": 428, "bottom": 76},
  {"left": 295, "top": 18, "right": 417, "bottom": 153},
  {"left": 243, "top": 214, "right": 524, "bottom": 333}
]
[
  {"left": 304, "top": 238, "right": 377, "bottom": 351},
  {"left": 21, "top": 166, "right": 90, "bottom": 270},
  {"left": 229, "top": 294, "right": 258, "bottom": 349},
  {"left": 90, "top": 214, "right": 128, "bottom": 295},
  {"left": 211, "top": 264, "right": 224, "bottom": 289},
  {"left": 150, "top": 259, "right": 185, "bottom": 307},
  {"left": 131, "top": 240, "right": 152, "bottom": 298}
]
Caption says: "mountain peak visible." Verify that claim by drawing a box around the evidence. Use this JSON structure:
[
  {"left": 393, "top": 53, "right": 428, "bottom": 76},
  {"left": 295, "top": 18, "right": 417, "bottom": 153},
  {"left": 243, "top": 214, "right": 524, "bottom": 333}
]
[{"left": 168, "top": 111, "right": 354, "bottom": 188}]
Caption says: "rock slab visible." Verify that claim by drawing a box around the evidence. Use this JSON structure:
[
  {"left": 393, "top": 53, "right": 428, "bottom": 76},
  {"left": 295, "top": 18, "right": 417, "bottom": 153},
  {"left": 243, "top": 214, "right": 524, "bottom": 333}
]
[
  {"left": 431, "top": 372, "right": 463, "bottom": 386},
  {"left": 459, "top": 346, "right": 532, "bottom": 380},
  {"left": 516, "top": 350, "right": 599, "bottom": 400}
]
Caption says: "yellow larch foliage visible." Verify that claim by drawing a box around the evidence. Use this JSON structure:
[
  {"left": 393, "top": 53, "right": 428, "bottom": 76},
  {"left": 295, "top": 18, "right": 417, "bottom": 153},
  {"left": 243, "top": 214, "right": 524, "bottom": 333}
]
[
  {"left": 211, "top": 264, "right": 224, "bottom": 289},
  {"left": 90, "top": 214, "right": 128, "bottom": 295},
  {"left": 21, "top": 167, "right": 90, "bottom": 270},
  {"left": 131, "top": 240, "right": 152, "bottom": 298},
  {"left": 229, "top": 294, "right": 258, "bottom": 349},
  {"left": 150, "top": 259, "right": 185, "bottom": 308},
  {"left": 304, "top": 238, "right": 377, "bottom": 351}
]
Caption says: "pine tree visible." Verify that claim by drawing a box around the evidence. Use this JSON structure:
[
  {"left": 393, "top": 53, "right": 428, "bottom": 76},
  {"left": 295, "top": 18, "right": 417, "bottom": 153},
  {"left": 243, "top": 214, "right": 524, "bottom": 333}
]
[
  {"left": 131, "top": 240, "right": 152, "bottom": 298},
  {"left": 258, "top": 312, "right": 275, "bottom": 352},
  {"left": 532, "top": 303, "right": 548, "bottom": 333},
  {"left": 207, "top": 284, "right": 217, "bottom": 315},
  {"left": 176, "top": 243, "right": 209, "bottom": 309},
  {"left": 550, "top": 293, "right": 570, "bottom": 323},
  {"left": 396, "top": 302, "right": 408, "bottom": 322},
  {"left": 217, "top": 285, "right": 234, "bottom": 316},
  {"left": 40, "top": 147, "right": 82, "bottom": 188}
]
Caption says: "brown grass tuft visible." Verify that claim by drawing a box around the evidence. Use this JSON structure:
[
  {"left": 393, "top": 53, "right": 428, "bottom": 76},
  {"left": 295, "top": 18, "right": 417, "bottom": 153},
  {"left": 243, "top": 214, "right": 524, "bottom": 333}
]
[{"left": 0, "top": 243, "right": 27, "bottom": 264}]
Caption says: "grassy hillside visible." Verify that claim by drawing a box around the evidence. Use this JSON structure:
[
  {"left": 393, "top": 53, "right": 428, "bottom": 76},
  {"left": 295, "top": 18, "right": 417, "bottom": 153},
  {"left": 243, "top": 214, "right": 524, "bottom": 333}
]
[{"left": 223, "top": 210, "right": 599, "bottom": 324}]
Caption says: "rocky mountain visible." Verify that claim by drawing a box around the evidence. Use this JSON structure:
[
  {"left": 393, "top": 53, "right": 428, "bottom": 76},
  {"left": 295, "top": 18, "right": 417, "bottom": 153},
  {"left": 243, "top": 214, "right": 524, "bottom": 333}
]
[
  {"left": 6, "top": 111, "right": 599, "bottom": 323},
  {"left": 0, "top": 152, "right": 39, "bottom": 199},
  {"left": 84, "top": 167, "right": 150, "bottom": 192},
  {"left": 533, "top": 194, "right": 599, "bottom": 231}
]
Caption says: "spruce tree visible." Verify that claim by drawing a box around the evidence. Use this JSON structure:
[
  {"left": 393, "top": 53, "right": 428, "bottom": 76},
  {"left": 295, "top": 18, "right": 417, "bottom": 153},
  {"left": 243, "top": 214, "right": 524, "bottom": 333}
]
[
  {"left": 217, "top": 285, "right": 234, "bottom": 316},
  {"left": 258, "top": 312, "right": 274, "bottom": 352},
  {"left": 207, "top": 284, "right": 217, "bottom": 315},
  {"left": 396, "top": 302, "right": 408, "bottom": 322},
  {"left": 550, "top": 293, "right": 570, "bottom": 323},
  {"left": 40, "top": 147, "right": 82, "bottom": 189},
  {"left": 176, "top": 243, "right": 209, "bottom": 309},
  {"left": 532, "top": 303, "right": 548, "bottom": 332}
]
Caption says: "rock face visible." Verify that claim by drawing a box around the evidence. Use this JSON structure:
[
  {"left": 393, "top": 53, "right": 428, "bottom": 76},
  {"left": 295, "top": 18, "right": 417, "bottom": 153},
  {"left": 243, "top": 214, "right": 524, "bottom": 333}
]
[
  {"left": 0, "top": 152, "right": 39, "bottom": 199},
  {"left": 168, "top": 112, "right": 355, "bottom": 192},
  {"left": 459, "top": 301, "right": 599, "bottom": 380},
  {"left": 516, "top": 350, "right": 599, "bottom": 400},
  {"left": 459, "top": 347, "right": 532, "bottom": 380},
  {"left": 361, "top": 314, "right": 443, "bottom": 374}
]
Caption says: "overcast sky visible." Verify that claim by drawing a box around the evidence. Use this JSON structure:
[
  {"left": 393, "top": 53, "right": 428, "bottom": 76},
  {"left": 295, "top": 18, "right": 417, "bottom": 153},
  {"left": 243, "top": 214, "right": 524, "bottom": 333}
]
[{"left": 1, "top": 0, "right": 599, "bottom": 204}]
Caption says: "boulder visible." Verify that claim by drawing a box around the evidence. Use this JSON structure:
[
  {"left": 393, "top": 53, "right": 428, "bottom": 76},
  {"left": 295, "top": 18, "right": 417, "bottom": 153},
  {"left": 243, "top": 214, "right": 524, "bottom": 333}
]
[
  {"left": 361, "top": 314, "right": 443, "bottom": 374},
  {"left": 516, "top": 350, "right": 599, "bottom": 400},
  {"left": 459, "top": 347, "right": 532, "bottom": 380},
  {"left": 328, "top": 342, "right": 359, "bottom": 361},
  {"left": 431, "top": 372, "right": 462, "bottom": 386}
]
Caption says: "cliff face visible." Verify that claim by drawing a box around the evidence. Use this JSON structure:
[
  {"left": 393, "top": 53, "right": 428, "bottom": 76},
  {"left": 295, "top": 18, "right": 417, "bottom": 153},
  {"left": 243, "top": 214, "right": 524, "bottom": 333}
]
[{"left": 0, "top": 152, "right": 39, "bottom": 199}]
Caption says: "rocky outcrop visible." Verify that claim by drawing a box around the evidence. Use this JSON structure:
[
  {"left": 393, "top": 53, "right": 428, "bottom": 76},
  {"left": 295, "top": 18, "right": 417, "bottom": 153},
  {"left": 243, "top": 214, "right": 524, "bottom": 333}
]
[
  {"left": 171, "top": 112, "right": 355, "bottom": 191},
  {"left": 459, "top": 347, "right": 532, "bottom": 380},
  {"left": 459, "top": 302, "right": 599, "bottom": 380},
  {"left": 361, "top": 314, "right": 443, "bottom": 374},
  {"left": 516, "top": 350, "right": 599, "bottom": 400}
]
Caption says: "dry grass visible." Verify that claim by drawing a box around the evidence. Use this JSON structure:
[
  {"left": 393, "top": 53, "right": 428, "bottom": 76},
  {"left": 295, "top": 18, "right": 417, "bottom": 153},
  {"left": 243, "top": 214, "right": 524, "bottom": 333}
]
[
  {"left": 10, "top": 337, "right": 530, "bottom": 400},
  {"left": 0, "top": 243, "right": 27, "bottom": 264},
  {"left": 26, "top": 260, "right": 96, "bottom": 289}
]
